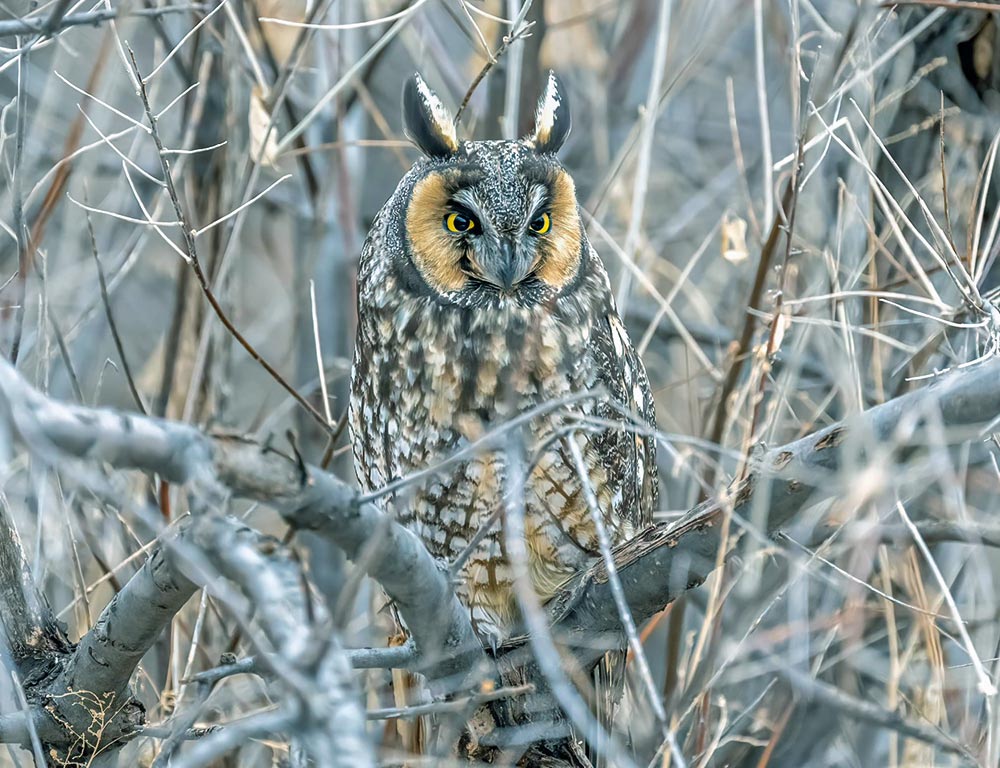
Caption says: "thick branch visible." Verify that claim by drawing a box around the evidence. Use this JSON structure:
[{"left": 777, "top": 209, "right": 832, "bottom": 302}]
[
  {"left": 0, "top": 501, "right": 70, "bottom": 668},
  {"left": 5, "top": 514, "right": 373, "bottom": 764},
  {"left": 0, "top": 521, "right": 200, "bottom": 758},
  {"left": 0, "top": 356, "right": 487, "bottom": 693},
  {"left": 1, "top": 348, "right": 998, "bottom": 758},
  {"left": 32, "top": 526, "right": 196, "bottom": 758},
  {"left": 546, "top": 355, "right": 1000, "bottom": 661},
  {"left": 58, "top": 529, "right": 196, "bottom": 702}
]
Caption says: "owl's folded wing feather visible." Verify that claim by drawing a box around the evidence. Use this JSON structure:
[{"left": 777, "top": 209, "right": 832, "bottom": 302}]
[
  {"left": 585, "top": 295, "right": 659, "bottom": 530},
  {"left": 579, "top": 300, "right": 657, "bottom": 766}
]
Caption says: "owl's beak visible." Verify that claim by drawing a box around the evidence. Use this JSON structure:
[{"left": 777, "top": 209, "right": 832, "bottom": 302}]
[{"left": 494, "top": 239, "right": 533, "bottom": 291}]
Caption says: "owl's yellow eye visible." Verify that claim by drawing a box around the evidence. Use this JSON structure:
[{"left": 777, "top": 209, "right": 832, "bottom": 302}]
[
  {"left": 444, "top": 212, "right": 475, "bottom": 233},
  {"left": 528, "top": 212, "right": 551, "bottom": 234}
]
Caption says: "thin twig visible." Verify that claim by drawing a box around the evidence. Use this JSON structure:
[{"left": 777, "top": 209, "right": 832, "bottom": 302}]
[
  {"left": 7, "top": 38, "right": 29, "bottom": 364},
  {"left": 367, "top": 683, "right": 533, "bottom": 721},
  {"left": 124, "top": 45, "right": 333, "bottom": 435},
  {"left": 895, "top": 498, "right": 997, "bottom": 696},
  {"left": 753, "top": 0, "right": 773, "bottom": 228},
  {"left": 706, "top": 181, "right": 795, "bottom": 462},
  {"left": 782, "top": 667, "right": 976, "bottom": 761},
  {"left": 84, "top": 205, "right": 147, "bottom": 415},
  {"left": 272, "top": 0, "right": 430, "bottom": 156},
  {"left": 614, "top": 0, "right": 671, "bottom": 308},
  {"left": 453, "top": 5, "right": 536, "bottom": 128},
  {"left": 0, "top": 4, "right": 209, "bottom": 39}
]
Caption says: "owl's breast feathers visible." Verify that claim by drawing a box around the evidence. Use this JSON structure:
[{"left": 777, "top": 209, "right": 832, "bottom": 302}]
[{"left": 351, "top": 233, "right": 656, "bottom": 642}]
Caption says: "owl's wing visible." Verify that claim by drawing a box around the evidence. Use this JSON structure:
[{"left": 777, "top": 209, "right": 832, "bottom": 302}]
[
  {"left": 586, "top": 294, "right": 658, "bottom": 529},
  {"left": 581, "top": 278, "right": 659, "bottom": 765}
]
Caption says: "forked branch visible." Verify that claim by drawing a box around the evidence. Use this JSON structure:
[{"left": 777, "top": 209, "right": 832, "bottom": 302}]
[{"left": 0, "top": 352, "right": 997, "bottom": 760}]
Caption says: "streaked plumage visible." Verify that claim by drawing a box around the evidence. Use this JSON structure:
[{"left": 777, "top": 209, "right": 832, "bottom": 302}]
[{"left": 349, "top": 72, "right": 657, "bottom": 648}]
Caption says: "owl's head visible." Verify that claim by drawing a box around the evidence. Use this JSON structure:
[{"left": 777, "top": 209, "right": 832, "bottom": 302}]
[{"left": 393, "top": 71, "right": 583, "bottom": 306}]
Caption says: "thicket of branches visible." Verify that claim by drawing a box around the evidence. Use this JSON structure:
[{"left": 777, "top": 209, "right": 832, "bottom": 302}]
[{"left": 1, "top": 0, "right": 1000, "bottom": 766}]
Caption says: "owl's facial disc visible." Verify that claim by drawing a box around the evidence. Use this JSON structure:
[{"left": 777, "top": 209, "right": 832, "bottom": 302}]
[{"left": 405, "top": 157, "right": 582, "bottom": 298}]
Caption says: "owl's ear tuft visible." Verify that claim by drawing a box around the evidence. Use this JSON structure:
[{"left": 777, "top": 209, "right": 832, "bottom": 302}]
[
  {"left": 402, "top": 73, "right": 458, "bottom": 157},
  {"left": 527, "top": 71, "right": 571, "bottom": 154}
]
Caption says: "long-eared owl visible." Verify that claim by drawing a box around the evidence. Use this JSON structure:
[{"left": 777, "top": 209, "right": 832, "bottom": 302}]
[{"left": 350, "top": 71, "right": 657, "bottom": 646}]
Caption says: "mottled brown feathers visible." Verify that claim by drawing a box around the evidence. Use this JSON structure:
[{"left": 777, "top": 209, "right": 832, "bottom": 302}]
[{"left": 349, "top": 73, "right": 657, "bottom": 646}]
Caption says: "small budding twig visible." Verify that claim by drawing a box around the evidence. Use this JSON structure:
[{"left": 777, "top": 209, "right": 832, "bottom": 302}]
[{"left": 453, "top": 1, "right": 536, "bottom": 128}]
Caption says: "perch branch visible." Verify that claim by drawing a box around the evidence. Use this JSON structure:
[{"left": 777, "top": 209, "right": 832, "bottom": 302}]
[
  {"left": 0, "top": 354, "right": 488, "bottom": 694},
  {"left": 545, "top": 355, "right": 1000, "bottom": 667},
  {"left": 0, "top": 349, "right": 998, "bottom": 757}
]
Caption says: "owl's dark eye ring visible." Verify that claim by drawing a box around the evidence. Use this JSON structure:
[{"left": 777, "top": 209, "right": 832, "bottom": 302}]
[
  {"left": 444, "top": 212, "right": 476, "bottom": 234},
  {"left": 528, "top": 212, "right": 551, "bottom": 235}
]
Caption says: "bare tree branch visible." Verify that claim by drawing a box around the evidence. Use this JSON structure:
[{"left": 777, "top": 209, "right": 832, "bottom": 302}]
[
  {"left": 0, "top": 5, "right": 209, "bottom": 40},
  {"left": 56, "top": 532, "right": 195, "bottom": 707},
  {"left": 164, "top": 517, "right": 375, "bottom": 767},
  {"left": 0, "top": 500, "right": 70, "bottom": 666},
  {"left": 781, "top": 668, "right": 975, "bottom": 760},
  {"left": 545, "top": 355, "right": 1000, "bottom": 667},
  {"left": 0, "top": 353, "right": 488, "bottom": 695},
  {"left": 0, "top": 501, "right": 378, "bottom": 765},
  {"left": 0, "top": 318, "right": 997, "bottom": 762},
  {"left": 0, "top": 517, "right": 196, "bottom": 760}
]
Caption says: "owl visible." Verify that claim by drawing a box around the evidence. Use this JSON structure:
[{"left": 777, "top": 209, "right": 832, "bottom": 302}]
[{"left": 349, "top": 71, "right": 658, "bottom": 649}]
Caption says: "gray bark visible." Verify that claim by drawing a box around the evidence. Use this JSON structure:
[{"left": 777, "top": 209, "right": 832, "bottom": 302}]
[
  {"left": 547, "top": 354, "right": 1000, "bottom": 663},
  {"left": 0, "top": 325, "right": 997, "bottom": 763}
]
